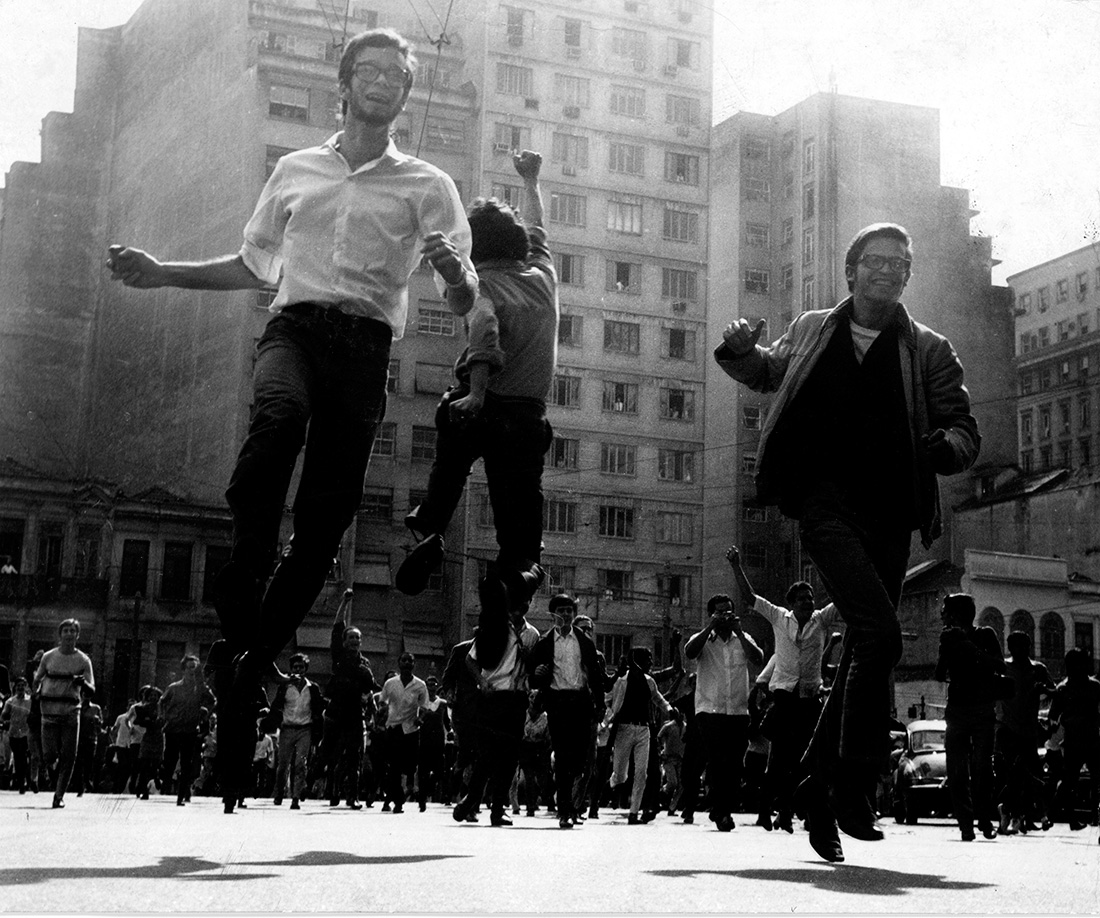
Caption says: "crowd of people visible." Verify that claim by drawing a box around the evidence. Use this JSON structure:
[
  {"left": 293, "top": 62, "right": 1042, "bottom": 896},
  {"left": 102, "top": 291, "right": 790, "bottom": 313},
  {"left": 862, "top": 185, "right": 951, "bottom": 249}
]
[{"left": 87, "top": 22, "right": 1097, "bottom": 861}]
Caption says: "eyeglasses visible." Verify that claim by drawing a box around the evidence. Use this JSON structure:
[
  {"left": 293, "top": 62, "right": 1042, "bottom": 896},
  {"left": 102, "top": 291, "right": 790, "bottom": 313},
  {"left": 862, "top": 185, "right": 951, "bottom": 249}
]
[
  {"left": 352, "top": 63, "right": 411, "bottom": 86},
  {"left": 858, "top": 254, "right": 911, "bottom": 273}
]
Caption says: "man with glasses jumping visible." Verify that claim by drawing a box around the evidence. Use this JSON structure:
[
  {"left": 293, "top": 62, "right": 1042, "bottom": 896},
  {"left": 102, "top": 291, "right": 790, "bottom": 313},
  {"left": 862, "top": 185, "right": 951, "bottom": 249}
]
[
  {"left": 716, "top": 222, "right": 979, "bottom": 862},
  {"left": 106, "top": 29, "right": 475, "bottom": 704}
]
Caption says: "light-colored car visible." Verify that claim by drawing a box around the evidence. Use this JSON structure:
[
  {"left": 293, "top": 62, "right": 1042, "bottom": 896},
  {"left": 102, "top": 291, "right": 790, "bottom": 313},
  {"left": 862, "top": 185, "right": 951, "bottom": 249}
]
[{"left": 892, "top": 719, "right": 951, "bottom": 825}]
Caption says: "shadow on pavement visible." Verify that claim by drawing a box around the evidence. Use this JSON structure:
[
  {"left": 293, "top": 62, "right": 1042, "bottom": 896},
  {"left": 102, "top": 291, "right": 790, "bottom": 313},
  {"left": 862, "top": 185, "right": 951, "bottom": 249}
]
[
  {"left": 0, "top": 852, "right": 470, "bottom": 887},
  {"left": 646, "top": 865, "right": 994, "bottom": 896}
]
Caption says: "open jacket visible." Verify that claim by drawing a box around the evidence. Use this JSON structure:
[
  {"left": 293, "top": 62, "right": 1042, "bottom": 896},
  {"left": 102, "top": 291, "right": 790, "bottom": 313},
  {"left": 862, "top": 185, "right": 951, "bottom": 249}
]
[{"left": 714, "top": 297, "right": 980, "bottom": 548}]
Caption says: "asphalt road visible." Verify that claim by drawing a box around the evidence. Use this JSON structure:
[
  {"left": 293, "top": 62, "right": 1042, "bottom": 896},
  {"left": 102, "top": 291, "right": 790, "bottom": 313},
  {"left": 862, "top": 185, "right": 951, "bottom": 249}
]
[{"left": 1, "top": 792, "right": 1098, "bottom": 915}]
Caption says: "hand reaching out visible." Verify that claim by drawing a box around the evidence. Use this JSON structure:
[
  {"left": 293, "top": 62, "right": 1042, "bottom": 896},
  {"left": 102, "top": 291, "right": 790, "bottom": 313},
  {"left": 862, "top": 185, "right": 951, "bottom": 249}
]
[{"left": 722, "top": 319, "right": 767, "bottom": 357}]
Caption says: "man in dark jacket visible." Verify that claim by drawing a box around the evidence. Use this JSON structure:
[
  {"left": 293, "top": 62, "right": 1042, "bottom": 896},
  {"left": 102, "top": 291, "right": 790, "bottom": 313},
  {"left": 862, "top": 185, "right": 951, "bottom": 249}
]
[
  {"left": 935, "top": 592, "right": 1005, "bottom": 840},
  {"left": 528, "top": 593, "right": 604, "bottom": 828},
  {"left": 717, "top": 222, "right": 980, "bottom": 862},
  {"left": 321, "top": 589, "right": 377, "bottom": 809},
  {"left": 159, "top": 654, "right": 216, "bottom": 805},
  {"left": 271, "top": 652, "right": 325, "bottom": 809}
]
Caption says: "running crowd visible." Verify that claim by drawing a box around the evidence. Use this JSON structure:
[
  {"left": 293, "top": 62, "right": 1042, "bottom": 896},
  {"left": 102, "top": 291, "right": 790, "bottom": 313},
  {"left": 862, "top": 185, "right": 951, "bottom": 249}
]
[{"left": 89, "top": 24, "right": 1098, "bottom": 861}]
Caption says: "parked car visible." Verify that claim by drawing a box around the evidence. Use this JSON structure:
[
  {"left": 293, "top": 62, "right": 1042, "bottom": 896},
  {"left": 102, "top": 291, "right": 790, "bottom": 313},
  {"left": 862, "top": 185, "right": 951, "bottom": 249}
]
[{"left": 892, "top": 719, "right": 951, "bottom": 824}]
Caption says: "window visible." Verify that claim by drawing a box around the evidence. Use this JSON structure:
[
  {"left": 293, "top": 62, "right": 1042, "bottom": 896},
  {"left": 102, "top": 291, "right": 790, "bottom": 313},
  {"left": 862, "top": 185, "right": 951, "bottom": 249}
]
[
  {"left": 610, "top": 85, "right": 646, "bottom": 118},
  {"left": 656, "top": 511, "right": 692, "bottom": 544},
  {"left": 598, "top": 568, "right": 635, "bottom": 601},
  {"left": 803, "top": 184, "right": 815, "bottom": 218},
  {"left": 668, "top": 37, "right": 699, "bottom": 69},
  {"left": 1079, "top": 312, "right": 1091, "bottom": 335},
  {"left": 604, "top": 320, "right": 640, "bottom": 354},
  {"left": 371, "top": 421, "right": 396, "bottom": 457},
  {"left": 1061, "top": 360, "right": 1072, "bottom": 382},
  {"left": 1038, "top": 326, "right": 1050, "bottom": 348},
  {"left": 781, "top": 264, "right": 794, "bottom": 291},
  {"left": 1040, "top": 444, "right": 1052, "bottom": 470},
  {"left": 742, "top": 405, "right": 761, "bottom": 429},
  {"left": 1077, "top": 272, "right": 1089, "bottom": 299},
  {"left": 160, "top": 542, "right": 193, "bottom": 601},
  {"left": 608, "top": 194, "right": 643, "bottom": 235},
  {"left": 1038, "top": 286, "right": 1050, "bottom": 312},
  {"left": 119, "top": 539, "right": 150, "bottom": 598},
  {"left": 781, "top": 217, "right": 794, "bottom": 246},
  {"left": 666, "top": 94, "right": 700, "bottom": 125},
  {"left": 783, "top": 171, "right": 795, "bottom": 199},
  {"left": 202, "top": 545, "right": 231, "bottom": 602},
  {"left": 657, "top": 449, "right": 694, "bottom": 482},
  {"left": 744, "top": 177, "right": 770, "bottom": 202},
  {"left": 476, "top": 492, "right": 494, "bottom": 528},
  {"left": 550, "top": 192, "right": 587, "bottom": 226},
  {"left": 411, "top": 426, "right": 437, "bottom": 462},
  {"left": 1081, "top": 437, "right": 1093, "bottom": 468},
  {"left": 746, "top": 223, "right": 769, "bottom": 248},
  {"left": 544, "top": 497, "right": 578, "bottom": 533},
  {"left": 539, "top": 562, "right": 576, "bottom": 595},
  {"left": 1057, "top": 319, "right": 1071, "bottom": 342},
  {"left": 743, "top": 541, "right": 767, "bottom": 568},
  {"left": 609, "top": 142, "right": 645, "bottom": 175},
  {"left": 36, "top": 522, "right": 62, "bottom": 577},
  {"left": 554, "top": 73, "right": 591, "bottom": 108},
  {"left": 1083, "top": 354, "right": 1092, "bottom": 379},
  {"left": 741, "top": 452, "right": 757, "bottom": 475},
  {"left": 556, "top": 252, "right": 585, "bottom": 285},
  {"left": 558, "top": 314, "right": 583, "bottom": 347},
  {"left": 1040, "top": 405, "right": 1052, "bottom": 439},
  {"left": 386, "top": 359, "right": 399, "bottom": 393},
  {"left": 662, "top": 267, "right": 697, "bottom": 301},
  {"left": 599, "top": 505, "right": 635, "bottom": 539},
  {"left": 1041, "top": 366, "right": 1053, "bottom": 390},
  {"left": 660, "top": 386, "right": 695, "bottom": 420},
  {"left": 1019, "top": 292, "right": 1032, "bottom": 313},
  {"left": 664, "top": 151, "right": 699, "bottom": 185},
  {"left": 550, "top": 437, "right": 579, "bottom": 468},
  {"left": 264, "top": 145, "right": 295, "bottom": 179},
  {"left": 415, "top": 362, "right": 452, "bottom": 395},
  {"left": 606, "top": 260, "right": 641, "bottom": 294},
  {"left": 802, "top": 275, "right": 815, "bottom": 312},
  {"left": 1020, "top": 411, "right": 1033, "bottom": 445},
  {"left": 600, "top": 443, "right": 637, "bottom": 475},
  {"left": 802, "top": 228, "right": 815, "bottom": 264},
  {"left": 611, "top": 27, "right": 646, "bottom": 65},
  {"left": 496, "top": 63, "right": 533, "bottom": 96},
  {"left": 424, "top": 117, "right": 464, "bottom": 150},
  {"left": 269, "top": 84, "right": 309, "bottom": 121},
  {"left": 663, "top": 205, "right": 699, "bottom": 243},
  {"left": 350, "top": 4, "right": 378, "bottom": 24},
  {"left": 551, "top": 373, "right": 581, "bottom": 407},
  {"left": 494, "top": 123, "right": 531, "bottom": 152},
  {"left": 742, "top": 501, "right": 767, "bottom": 523},
  {"left": 506, "top": 7, "right": 527, "bottom": 43},
  {"left": 1059, "top": 400, "right": 1072, "bottom": 434},
  {"left": 743, "top": 135, "right": 769, "bottom": 160},
  {"left": 802, "top": 138, "right": 815, "bottom": 176},
  {"left": 417, "top": 303, "right": 455, "bottom": 336},
  {"left": 744, "top": 269, "right": 770, "bottom": 295},
  {"left": 658, "top": 572, "right": 691, "bottom": 606},
  {"left": 563, "top": 17, "right": 582, "bottom": 47},
  {"left": 602, "top": 380, "right": 639, "bottom": 413},
  {"left": 360, "top": 488, "right": 393, "bottom": 521},
  {"left": 73, "top": 525, "right": 100, "bottom": 580},
  {"left": 552, "top": 133, "right": 589, "bottom": 168},
  {"left": 1020, "top": 450, "right": 1033, "bottom": 473},
  {"left": 1056, "top": 278, "right": 1069, "bottom": 304},
  {"left": 661, "top": 327, "right": 696, "bottom": 360}
]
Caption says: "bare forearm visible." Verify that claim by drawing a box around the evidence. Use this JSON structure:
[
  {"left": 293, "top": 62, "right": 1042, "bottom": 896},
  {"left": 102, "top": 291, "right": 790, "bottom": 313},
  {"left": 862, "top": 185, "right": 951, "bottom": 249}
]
[
  {"left": 159, "top": 255, "right": 267, "bottom": 290},
  {"left": 522, "top": 180, "right": 544, "bottom": 228}
]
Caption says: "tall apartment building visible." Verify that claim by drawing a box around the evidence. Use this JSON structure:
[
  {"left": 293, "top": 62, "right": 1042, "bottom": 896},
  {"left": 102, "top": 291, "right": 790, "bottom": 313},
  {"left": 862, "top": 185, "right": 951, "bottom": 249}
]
[
  {"left": 707, "top": 93, "right": 1015, "bottom": 604},
  {"left": 1010, "top": 244, "right": 1100, "bottom": 474},
  {"left": 0, "top": 0, "right": 712, "bottom": 690}
]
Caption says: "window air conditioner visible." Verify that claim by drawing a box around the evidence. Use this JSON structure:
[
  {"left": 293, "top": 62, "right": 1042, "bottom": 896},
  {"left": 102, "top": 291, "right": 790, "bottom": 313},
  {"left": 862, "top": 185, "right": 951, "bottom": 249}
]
[
  {"left": 664, "top": 65, "right": 678, "bottom": 77},
  {"left": 562, "top": 163, "right": 577, "bottom": 176},
  {"left": 563, "top": 105, "right": 580, "bottom": 119}
]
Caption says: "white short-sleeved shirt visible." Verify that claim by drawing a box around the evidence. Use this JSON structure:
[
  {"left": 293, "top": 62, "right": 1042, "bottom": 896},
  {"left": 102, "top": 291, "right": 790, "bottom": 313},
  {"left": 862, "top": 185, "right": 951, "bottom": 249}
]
[{"left": 753, "top": 596, "right": 838, "bottom": 696}]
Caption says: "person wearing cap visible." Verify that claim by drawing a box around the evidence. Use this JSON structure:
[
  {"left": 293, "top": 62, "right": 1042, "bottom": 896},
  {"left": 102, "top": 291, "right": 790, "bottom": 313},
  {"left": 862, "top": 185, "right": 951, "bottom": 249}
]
[
  {"left": 715, "top": 222, "right": 979, "bottom": 862},
  {"left": 528, "top": 593, "right": 605, "bottom": 828}
]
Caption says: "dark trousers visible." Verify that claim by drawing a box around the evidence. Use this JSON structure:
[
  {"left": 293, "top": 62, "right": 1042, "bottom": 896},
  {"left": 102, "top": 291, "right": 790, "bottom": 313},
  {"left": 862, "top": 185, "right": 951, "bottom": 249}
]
[
  {"left": 10, "top": 736, "right": 29, "bottom": 791},
  {"left": 417, "top": 738, "right": 446, "bottom": 806},
  {"left": 385, "top": 727, "right": 420, "bottom": 808},
  {"left": 766, "top": 691, "right": 822, "bottom": 816},
  {"left": 679, "top": 725, "right": 705, "bottom": 817},
  {"left": 945, "top": 705, "right": 997, "bottom": 830},
  {"left": 221, "top": 305, "right": 391, "bottom": 658},
  {"left": 696, "top": 712, "right": 750, "bottom": 818},
  {"left": 799, "top": 486, "right": 911, "bottom": 770},
  {"left": 276, "top": 724, "right": 312, "bottom": 801},
  {"left": 463, "top": 691, "right": 528, "bottom": 816},
  {"left": 545, "top": 690, "right": 593, "bottom": 819},
  {"left": 321, "top": 715, "right": 363, "bottom": 804},
  {"left": 41, "top": 713, "right": 80, "bottom": 801},
  {"left": 1054, "top": 738, "right": 1100, "bottom": 822},
  {"left": 162, "top": 732, "right": 200, "bottom": 800},
  {"left": 415, "top": 389, "right": 552, "bottom": 570},
  {"left": 995, "top": 725, "right": 1043, "bottom": 819}
]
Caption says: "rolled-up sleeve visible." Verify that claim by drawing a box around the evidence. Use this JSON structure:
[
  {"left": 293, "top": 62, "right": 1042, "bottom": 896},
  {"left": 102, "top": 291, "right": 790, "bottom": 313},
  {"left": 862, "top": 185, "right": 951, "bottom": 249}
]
[{"left": 239, "top": 163, "right": 289, "bottom": 286}]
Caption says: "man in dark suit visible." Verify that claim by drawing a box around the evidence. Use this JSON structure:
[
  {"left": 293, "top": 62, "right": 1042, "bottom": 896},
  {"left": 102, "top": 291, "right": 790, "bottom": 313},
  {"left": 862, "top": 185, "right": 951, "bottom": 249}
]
[{"left": 528, "top": 593, "right": 604, "bottom": 828}]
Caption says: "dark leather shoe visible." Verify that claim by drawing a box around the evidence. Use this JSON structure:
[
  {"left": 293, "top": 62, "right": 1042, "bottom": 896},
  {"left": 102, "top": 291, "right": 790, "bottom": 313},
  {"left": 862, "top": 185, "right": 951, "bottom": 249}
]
[
  {"left": 807, "top": 807, "right": 844, "bottom": 862},
  {"left": 490, "top": 812, "right": 513, "bottom": 826},
  {"left": 558, "top": 817, "right": 574, "bottom": 829},
  {"left": 395, "top": 534, "right": 445, "bottom": 595},
  {"left": 716, "top": 814, "right": 734, "bottom": 832},
  {"left": 960, "top": 826, "right": 976, "bottom": 841},
  {"left": 775, "top": 813, "right": 794, "bottom": 834},
  {"left": 828, "top": 783, "right": 884, "bottom": 841},
  {"left": 755, "top": 813, "right": 773, "bottom": 831}
]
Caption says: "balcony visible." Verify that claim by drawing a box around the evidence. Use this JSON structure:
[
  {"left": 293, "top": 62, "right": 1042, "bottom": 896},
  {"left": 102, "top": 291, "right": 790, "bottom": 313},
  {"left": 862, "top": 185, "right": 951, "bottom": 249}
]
[{"left": 0, "top": 574, "right": 110, "bottom": 608}]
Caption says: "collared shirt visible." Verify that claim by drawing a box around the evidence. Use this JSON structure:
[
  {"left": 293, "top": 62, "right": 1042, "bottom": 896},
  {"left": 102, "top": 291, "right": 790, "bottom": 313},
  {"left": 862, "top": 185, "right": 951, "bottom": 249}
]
[
  {"left": 691, "top": 632, "right": 752, "bottom": 716},
  {"left": 550, "top": 627, "right": 586, "bottom": 691},
  {"left": 753, "top": 596, "right": 838, "bottom": 696},
  {"left": 469, "top": 630, "right": 523, "bottom": 691},
  {"left": 381, "top": 675, "right": 429, "bottom": 733},
  {"left": 240, "top": 135, "right": 475, "bottom": 340},
  {"left": 281, "top": 681, "right": 314, "bottom": 727}
]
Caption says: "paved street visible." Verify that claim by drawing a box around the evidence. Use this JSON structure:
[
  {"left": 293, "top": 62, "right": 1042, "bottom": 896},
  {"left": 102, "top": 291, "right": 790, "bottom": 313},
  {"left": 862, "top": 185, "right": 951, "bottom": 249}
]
[{"left": 1, "top": 792, "right": 1097, "bottom": 914}]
